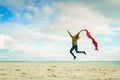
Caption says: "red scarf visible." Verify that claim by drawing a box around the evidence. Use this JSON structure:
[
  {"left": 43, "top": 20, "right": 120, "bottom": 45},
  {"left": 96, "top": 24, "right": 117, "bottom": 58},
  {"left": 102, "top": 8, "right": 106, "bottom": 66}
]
[{"left": 80, "top": 29, "right": 98, "bottom": 50}]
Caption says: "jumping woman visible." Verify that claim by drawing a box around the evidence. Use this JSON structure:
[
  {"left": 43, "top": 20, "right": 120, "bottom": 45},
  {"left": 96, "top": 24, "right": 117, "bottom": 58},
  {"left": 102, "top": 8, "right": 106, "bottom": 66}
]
[{"left": 67, "top": 30, "right": 86, "bottom": 60}]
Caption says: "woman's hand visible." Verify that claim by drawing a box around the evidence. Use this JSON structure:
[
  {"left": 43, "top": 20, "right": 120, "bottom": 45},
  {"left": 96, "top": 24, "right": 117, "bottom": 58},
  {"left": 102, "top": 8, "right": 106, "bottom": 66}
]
[{"left": 67, "top": 30, "right": 69, "bottom": 32}]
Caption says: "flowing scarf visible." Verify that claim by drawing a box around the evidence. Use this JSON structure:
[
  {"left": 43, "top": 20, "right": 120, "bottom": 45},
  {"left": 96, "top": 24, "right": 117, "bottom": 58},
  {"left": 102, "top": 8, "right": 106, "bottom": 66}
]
[{"left": 80, "top": 29, "right": 98, "bottom": 50}]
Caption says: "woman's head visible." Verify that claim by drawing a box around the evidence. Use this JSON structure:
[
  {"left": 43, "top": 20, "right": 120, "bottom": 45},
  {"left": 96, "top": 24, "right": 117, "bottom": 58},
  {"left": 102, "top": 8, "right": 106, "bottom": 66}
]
[
  {"left": 74, "top": 34, "right": 77, "bottom": 37},
  {"left": 74, "top": 34, "right": 80, "bottom": 39}
]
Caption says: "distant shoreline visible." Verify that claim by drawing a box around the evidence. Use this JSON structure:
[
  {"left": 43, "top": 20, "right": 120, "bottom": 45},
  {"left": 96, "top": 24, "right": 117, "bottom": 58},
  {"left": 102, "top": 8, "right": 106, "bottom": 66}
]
[{"left": 0, "top": 61, "right": 120, "bottom": 65}]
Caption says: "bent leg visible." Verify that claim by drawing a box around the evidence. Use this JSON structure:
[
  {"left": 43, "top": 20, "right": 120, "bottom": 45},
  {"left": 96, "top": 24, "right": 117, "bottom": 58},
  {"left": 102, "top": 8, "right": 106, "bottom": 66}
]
[{"left": 75, "top": 46, "right": 85, "bottom": 53}]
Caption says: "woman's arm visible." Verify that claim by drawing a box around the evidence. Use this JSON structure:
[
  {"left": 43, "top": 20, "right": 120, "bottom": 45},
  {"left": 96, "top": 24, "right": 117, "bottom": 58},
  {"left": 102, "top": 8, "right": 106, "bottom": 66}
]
[
  {"left": 76, "top": 31, "right": 80, "bottom": 37},
  {"left": 67, "top": 30, "right": 72, "bottom": 37}
]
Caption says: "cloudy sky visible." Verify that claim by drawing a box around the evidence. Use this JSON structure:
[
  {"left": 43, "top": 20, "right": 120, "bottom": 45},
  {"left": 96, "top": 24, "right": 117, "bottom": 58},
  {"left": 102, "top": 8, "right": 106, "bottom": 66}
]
[{"left": 0, "top": 0, "right": 120, "bottom": 61}]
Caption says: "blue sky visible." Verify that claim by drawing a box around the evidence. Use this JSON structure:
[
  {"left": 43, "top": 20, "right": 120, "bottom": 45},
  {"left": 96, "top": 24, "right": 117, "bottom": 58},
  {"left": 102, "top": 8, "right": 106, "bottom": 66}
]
[{"left": 0, "top": 0, "right": 120, "bottom": 61}]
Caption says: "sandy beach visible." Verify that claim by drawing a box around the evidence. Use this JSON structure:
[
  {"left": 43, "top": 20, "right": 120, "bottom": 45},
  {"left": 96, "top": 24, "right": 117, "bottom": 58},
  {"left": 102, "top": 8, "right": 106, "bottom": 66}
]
[{"left": 0, "top": 62, "right": 120, "bottom": 80}]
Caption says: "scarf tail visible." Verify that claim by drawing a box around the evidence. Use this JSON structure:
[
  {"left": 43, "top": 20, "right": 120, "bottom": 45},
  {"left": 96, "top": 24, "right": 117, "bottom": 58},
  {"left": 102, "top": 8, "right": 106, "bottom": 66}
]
[{"left": 80, "top": 29, "right": 98, "bottom": 50}]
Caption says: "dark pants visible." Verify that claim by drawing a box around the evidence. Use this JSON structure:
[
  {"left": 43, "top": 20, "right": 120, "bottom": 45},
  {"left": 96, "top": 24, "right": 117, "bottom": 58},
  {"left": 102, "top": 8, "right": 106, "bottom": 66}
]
[{"left": 70, "top": 45, "right": 84, "bottom": 57}]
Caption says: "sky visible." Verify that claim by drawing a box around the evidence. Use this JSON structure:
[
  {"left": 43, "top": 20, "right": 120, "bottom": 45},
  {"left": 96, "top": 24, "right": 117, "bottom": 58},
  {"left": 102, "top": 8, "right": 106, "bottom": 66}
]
[{"left": 0, "top": 0, "right": 120, "bottom": 61}]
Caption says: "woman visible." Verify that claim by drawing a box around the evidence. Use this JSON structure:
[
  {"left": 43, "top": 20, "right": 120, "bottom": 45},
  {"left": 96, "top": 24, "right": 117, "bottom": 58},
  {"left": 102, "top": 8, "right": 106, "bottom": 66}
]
[{"left": 67, "top": 30, "right": 86, "bottom": 60}]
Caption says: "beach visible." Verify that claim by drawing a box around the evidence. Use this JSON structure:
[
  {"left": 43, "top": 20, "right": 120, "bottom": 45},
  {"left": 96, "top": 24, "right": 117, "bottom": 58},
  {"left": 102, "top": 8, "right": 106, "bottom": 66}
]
[{"left": 0, "top": 62, "right": 120, "bottom": 80}]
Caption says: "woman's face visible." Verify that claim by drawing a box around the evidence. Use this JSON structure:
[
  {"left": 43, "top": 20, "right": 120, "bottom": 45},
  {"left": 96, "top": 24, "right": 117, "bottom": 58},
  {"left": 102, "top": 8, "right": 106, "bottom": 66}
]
[
  {"left": 74, "top": 34, "right": 80, "bottom": 39},
  {"left": 74, "top": 34, "right": 77, "bottom": 36}
]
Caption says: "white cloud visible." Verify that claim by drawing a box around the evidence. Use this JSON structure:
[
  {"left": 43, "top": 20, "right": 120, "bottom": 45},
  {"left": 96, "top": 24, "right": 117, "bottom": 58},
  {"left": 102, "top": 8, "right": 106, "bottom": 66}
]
[
  {"left": 24, "top": 13, "right": 33, "bottom": 20},
  {"left": 106, "top": 0, "right": 120, "bottom": 7},
  {"left": 1, "top": 0, "right": 26, "bottom": 10},
  {"left": 3, "top": 37, "right": 120, "bottom": 61},
  {"left": 0, "top": 34, "right": 17, "bottom": 49},
  {"left": 101, "top": 46, "right": 120, "bottom": 53},
  {"left": 0, "top": 24, "right": 69, "bottom": 59},
  {"left": 27, "top": 5, "right": 39, "bottom": 13},
  {"left": 0, "top": 36, "right": 4, "bottom": 48},
  {"left": 11, "top": 26, "right": 68, "bottom": 42},
  {"left": 43, "top": 6, "right": 53, "bottom": 15},
  {"left": 75, "top": 45, "right": 120, "bottom": 61},
  {"left": 14, "top": 42, "right": 68, "bottom": 58},
  {"left": 53, "top": 3, "right": 117, "bottom": 35}
]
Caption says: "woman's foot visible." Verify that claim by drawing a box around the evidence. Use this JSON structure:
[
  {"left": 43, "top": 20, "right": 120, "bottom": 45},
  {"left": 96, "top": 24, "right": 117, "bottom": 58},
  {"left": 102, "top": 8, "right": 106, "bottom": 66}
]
[
  {"left": 74, "top": 56, "right": 77, "bottom": 60},
  {"left": 83, "top": 51, "right": 86, "bottom": 55}
]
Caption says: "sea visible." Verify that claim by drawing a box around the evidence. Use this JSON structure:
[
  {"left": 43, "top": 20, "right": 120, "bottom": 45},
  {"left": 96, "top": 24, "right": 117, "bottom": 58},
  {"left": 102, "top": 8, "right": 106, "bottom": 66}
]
[{"left": 0, "top": 61, "right": 120, "bottom": 66}]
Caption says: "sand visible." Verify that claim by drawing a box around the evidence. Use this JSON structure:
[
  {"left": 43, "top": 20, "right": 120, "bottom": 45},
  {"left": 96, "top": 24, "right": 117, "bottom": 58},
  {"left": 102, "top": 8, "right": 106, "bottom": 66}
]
[{"left": 0, "top": 63, "right": 120, "bottom": 80}]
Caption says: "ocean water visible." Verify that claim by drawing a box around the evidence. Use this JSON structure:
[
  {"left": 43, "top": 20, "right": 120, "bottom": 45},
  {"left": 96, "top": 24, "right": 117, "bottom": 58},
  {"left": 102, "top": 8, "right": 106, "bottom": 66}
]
[{"left": 0, "top": 61, "right": 120, "bottom": 65}]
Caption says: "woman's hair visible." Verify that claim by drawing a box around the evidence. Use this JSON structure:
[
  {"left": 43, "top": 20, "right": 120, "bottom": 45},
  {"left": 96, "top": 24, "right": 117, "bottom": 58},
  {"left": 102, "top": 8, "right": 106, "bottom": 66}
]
[
  {"left": 74, "top": 34, "right": 80, "bottom": 39},
  {"left": 74, "top": 34, "right": 79, "bottom": 38}
]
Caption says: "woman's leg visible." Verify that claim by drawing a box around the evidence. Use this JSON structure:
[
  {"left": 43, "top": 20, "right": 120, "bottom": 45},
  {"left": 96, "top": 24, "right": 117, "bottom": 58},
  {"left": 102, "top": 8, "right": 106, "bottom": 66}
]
[
  {"left": 70, "top": 46, "right": 76, "bottom": 59},
  {"left": 75, "top": 45, "right": 86, "bottom": 55}
]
